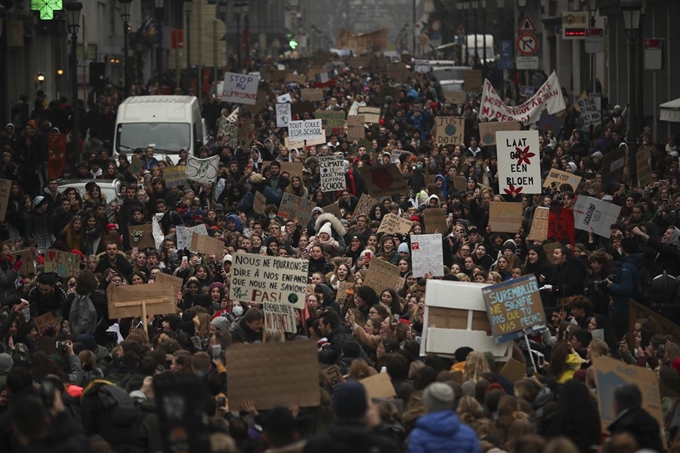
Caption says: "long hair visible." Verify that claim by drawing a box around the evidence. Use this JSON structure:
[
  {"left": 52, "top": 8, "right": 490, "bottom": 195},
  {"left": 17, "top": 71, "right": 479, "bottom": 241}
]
[{"left": 463, "top": 351, "right": 490, "bottom": 383}]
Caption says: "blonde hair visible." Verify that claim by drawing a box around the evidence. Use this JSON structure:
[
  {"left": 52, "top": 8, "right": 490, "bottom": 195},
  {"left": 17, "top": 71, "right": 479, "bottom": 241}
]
[
  {"left": 348, "top": 359, "right": 377, "bottom": 380},
  {"left": 457, "top": 396, "right": 484, "bottom": 424},
  {"left": 589, "top": 338, "right": 609, "bottom": 359},
  {"left": 464, "top": 351, "right": 490, "bottom": 383},
  {"left": 194, "top": 313, "right": 212, "bottom": 337}
]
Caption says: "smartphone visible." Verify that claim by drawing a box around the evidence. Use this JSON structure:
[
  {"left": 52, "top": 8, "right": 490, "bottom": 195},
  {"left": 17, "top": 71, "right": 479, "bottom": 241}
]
[
  {"left": 217, "top": 396, "right": 226, "bottom": 407},
  {"left": 190, "top": 336, "right": 202, "bottom": 350},
  {"left": 182, "top": 256, "right": 188, "bottom": 263},
  {"left": 132, "top": 247, "right": 139, "bottom": 255},
  {"left": 212, "top": 345, "right": 222, "bottom": 361}
]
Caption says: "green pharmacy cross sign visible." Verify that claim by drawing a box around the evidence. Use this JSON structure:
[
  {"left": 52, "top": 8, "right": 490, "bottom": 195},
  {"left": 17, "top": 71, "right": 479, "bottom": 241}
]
[{"left": 31, "top": 0, "right": 63, "bottom": 20}]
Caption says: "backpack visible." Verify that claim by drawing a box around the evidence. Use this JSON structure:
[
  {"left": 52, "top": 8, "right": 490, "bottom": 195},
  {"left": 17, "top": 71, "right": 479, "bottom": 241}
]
[
  {"left": 69, "top": 293, "right": 99, "bottom": 336},
  {"left": 97, "top": 384, "right": 141, "bottom": 426}
]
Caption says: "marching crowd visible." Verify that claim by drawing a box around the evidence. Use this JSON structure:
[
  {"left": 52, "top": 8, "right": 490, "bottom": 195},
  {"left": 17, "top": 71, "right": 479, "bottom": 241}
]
[{"left": 0, "top": 56, "right": 678, "bottom": 453}]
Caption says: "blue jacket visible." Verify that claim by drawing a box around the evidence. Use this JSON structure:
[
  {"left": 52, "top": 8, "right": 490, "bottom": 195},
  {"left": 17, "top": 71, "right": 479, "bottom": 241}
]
[
  {"left": 609, "top": 252, "right": 644, "bottom": 313},
  {"left": 408, "top": 411, "right": 480, "bottom": 453}
]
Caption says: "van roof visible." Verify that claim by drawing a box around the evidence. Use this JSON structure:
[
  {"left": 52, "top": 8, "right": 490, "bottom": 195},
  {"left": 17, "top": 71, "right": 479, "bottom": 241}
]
[{"left": 120, "top": 96, "right": 197, "bottom": 105}]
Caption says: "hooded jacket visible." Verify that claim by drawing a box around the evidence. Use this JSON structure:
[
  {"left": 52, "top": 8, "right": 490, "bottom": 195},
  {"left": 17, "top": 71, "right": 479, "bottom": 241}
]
[
  {"left": 609, "top": 252, "right": 644, "bottom": 312},
  {"left": 408, "top": 410, "right": 480, "bottom": 453},
  {"left": 314, "top": 213, "right": 346, "bottom": 254}
]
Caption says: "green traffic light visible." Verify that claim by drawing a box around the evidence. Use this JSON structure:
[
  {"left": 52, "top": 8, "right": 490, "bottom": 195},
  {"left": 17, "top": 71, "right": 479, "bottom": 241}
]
[{"left": 289, "top": 39, "right": 298, "bottom": 49}]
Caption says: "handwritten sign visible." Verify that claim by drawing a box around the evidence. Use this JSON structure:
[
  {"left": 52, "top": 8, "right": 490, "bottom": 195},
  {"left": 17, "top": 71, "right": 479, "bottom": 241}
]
[
  {"left": 186, "top": 155, "right": 220, "bottom": 184},
  {"left": 364, "top": 258, "right": 401, "bottom": 295},
  {"left": 482, "top": 275, "right": 545, "bottom": 343},
  {"left": 479, "top": 121, "right": 521, "bottom": 147},
  {"left": 352, "top": 193, "right": 376, "bottom": 219},
  {"left": 489, "top": 202, "right": 523, "bottom": 233},
  {"left": 15, "top": 249, "right": 35, "bottom": 276},
  {"left": 347, "top": 115, "right": 365, "bottom": 141},
  {"left": 435, "top": 117, "right": 465, "bottom": 146},
  {"left": 319, "top": 155, "right": 346, "bottom": 192},
  {"left": 542, "top": 168, "right": 582, "bottom": 191},
  {"left": 497, "top": 130, "right": 542, "bottom": 195},
  {"left": 577, "top": 94, "right": 601, "bottom": 127},
  {"left": 423, "top": 208, "right": 448, "bottom": 234},
  {"left": 278, "top": 193, "right": 317, "bottom": 224},
  {"left": 636, "top": 146, "right": 653, "bottom": 187},
  {"left": 190, "top": 234, "right": 224, "bottom": 257},
  {"left": 44, "top": 249, "right": 82, "bottom": 277},
  {"left": 34, "top": 310, "right": 61, "bottom": 334},
  {"left": 357, "top": 164, "right": 409, "bottom": 198},
  {"left": 176, "top": 224, "right": 208, "bottom": 251},
  {"left": 275, "top": 103, "right": 291, "bottom": 128},
  {"left": 230, "top": 253, "right": 308, "bottom": 309},
  {"left": 315, "top": 110, "right": 345, "bottom": 137},
  {"left": 377, "top": 213, "right": 413, "bottom": 235},
  {"left": 163, "top": 166, "right": 187, "bottom": 188},
  {"left": 128, "top": 223, "right": 155, "bottom": 249},
  {"left": 526, "top": 207, "right": 549, "bottom": 242},
  {"left": 573, "top": 196, "right": 621, "bottom": 238},
  {"left": 221, "top": 72, "right": 260, "bottom": 105},
  {"left": 0, "top": 179, "right": 12, "bottom": 222},
  {"left": 357, "top": 106, "right": 380, "bottom": 124},
  {"left": 323, "top": 365, "right": 345, "bottom": 389},
  {"left": 301, "top": 88, "right": 324, "bottom": 101},
  {"left": 601, "top": 144, "right": 627, "bottom": 189},
  {"left": 107, "top": 282, "right": 177, "bottom": 319},
  {"left": 288, "top": 119, "right": 325, "bottom": 145},
  {"left": 464, "top": 70, "right": 483, "bottom": 93},
  {"left": 253, "top": 191, "right": 267, "bottom": 215},
  {"left": 264, "top": 302, "right": 297, "bottom": 333},
  {"left": 411, "top": 234, "right": 444, "bottom": 278}
]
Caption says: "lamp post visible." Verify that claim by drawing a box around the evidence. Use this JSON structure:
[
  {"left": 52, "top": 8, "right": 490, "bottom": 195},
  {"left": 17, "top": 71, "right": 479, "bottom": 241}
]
[
  {"left": 471, "top": 0, "right": 478, "bottom": 66},
  {"left": 154, "top": 0, "right": 165, "bottom": 83},
  {"left": 587, "top": 0, "right": 597, "bottom": 94},
  {"left": 0, "top": 4, "right": 7, "bottom": 126},
  {"left": 234, "top": 1, "right": 249, "bottom": 71},
  {"left": 480, "top": 0, "right": 487, "bottom": 66},
  {"left": 461, "top": 1, "right": 470, "bottom": 65},
  {"left": 184, "top": 0, "right": 192, "bottom": 75},
  {"left": 119, "top": 0, "right": 132, "bottom": 96},
  {"left": 65, "top": 1, "right": 83, "bottom": 164},
  {"left": 621, "top": 0, "right": 643, "bottom": 184}
]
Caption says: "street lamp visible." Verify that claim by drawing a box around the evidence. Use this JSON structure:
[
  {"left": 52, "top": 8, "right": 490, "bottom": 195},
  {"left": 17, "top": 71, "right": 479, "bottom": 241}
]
[
  {"left": 184, "top": 0, "right": 192, "bottom": 74},
  {"left": 621, "top": 0, "right": 643, "bottom": 183},
  {"left": 65, "top": 1, "right": 83, "bottom": 164},
  {"left": 461, "top": 1, "right": 470, "bottom": 64},
  {"left": 587, "top": 0, "right": 597, "bottom": 94},
  {"left": 234, "top": 0, "right": 249, "bottom": 71},
  {"left": 0, "top": 4, "right": 7, "bottom": 126},
  {"left": 470, "top": 0, "right": 479, "bottom": 66},
  {"left": 119, "top": 0, "right": 132, "bottom": 96},
  {"left": 154, "top": 0, "right": 165, "bottom": 82}
]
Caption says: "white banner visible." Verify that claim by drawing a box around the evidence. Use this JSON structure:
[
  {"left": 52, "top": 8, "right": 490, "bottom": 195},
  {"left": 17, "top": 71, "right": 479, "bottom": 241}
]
[
  {"left": 288, "top": 119, "right": 325, "bottom": 144},
  {"left": 319, "top": 155, "right": 346, "bottom": 192},
  {"left": 176, "top": 224, "right": 208, "bottom": 251},
  {"left": 481, "top": 71, "right": 566, "bottom": 124},
  {"left": 264, "top": 302, "right": 297, "bottom": 333},
  {"left": 221, "top": 72, "right": 260, "bottom": 105},
  {"left": 410, "top": 234, "right": 444, "bottom": 278},
  {"left": 577, "top": 94, "right": 602, "bottom": 127},
  {"left": 230, "top": 253, "right": 308, "bottom": 309},
  {"left": 573, "top": 196, "right": 622, "bottom": 238},
  {"left": 496, "top": 130, "right": 542, "bottom": 195},
  {"left": 186, "top": 155, "right": 220, "bottom": 184},
  {"left": 276, "top": 103, "right": 291, "bottom": 128}
]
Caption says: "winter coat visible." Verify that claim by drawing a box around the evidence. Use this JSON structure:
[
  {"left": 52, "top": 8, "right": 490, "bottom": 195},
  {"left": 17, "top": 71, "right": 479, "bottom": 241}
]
[
  {"left": 314, "top": 213, "right": 347, "bottom": 255},
  {"left": 64, "top": 290, "right": 109, "bottom": 345},
  {"left": 609, "top": 253, "right": 644, "bottom": 313},
  {"left": 231, "top": 317, "right": 263, "bottom": 343},
  {"left": 0, "top": 260, "right": 19, "bottom": 306},
  {"left": 26, "top": 211, "right": 54, "bottom": 251},
  {"left": 21, "top": 411, "right": 91, "bottom": 453},
  {"left": 408, "top": 410, "right": 480, "bottom": 453},
  {"left": 304, "top": 421, "right": 399, "bottom": 453},
  {"left": 608, "top": 407, "right": 663, "bottom": 453}
]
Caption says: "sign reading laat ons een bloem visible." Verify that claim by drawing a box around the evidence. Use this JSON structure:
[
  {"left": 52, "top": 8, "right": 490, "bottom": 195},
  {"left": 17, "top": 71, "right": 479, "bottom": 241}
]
[{"left": 496, "top": 130, "right": 542, "bottom": 195}]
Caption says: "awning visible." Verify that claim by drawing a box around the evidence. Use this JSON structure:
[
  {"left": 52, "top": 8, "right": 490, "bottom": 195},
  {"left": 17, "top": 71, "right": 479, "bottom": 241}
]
[{"left": 660, "top": 98, "right": 680, "bottom": 123}]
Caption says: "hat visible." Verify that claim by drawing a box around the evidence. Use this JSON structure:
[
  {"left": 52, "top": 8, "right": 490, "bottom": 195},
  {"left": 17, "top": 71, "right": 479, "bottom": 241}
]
[
  {"left": 319, "top": 222, "right": 333, "bottom": 236},
  {"left": 0, "top": 353, "right": 13, "bottom": 374},
  {"left": 422, "top": 382, "right": 455, "bottom": 412},
  {"left": 211, "top": 316, "right": 230, "bottom": 332},
  {"left": 621, "top": 237, "right": 640, "bottom": 255},
  {"left": 70, "top": 249, "right": 84, "bottom": 258},
  {"left": 350, "top": 234, "right": 362, "bottom": 242},
  {"left": 502, "top": 240, "right": 516, "bottom": 254},
  {"left": 398, "top": 243, "right": 409, "bottom": 254},
  {"left": 333, "top": 380, "right": 368, "bottom": 419},
  {"left": 312, "top": 206, "right": 324, "bottom": 215},
  {"left": 76, "top": 334, "right": 97, "bottom": 353},
  {"left": 614, "top": 105, "right": 622, "bottom": 110},
  {"left": 567, "top": 162, "right": 577, "bottom": 172},
  {"left": 250, "top": 173, "right": 265, "bottom": 184},
  {"left": 213, "top": 203, "right": 224, "bottom": 212},
  {"left": 591, "top": 151, "right": 603, "bottom": 160},
  {"left": 33, "top": 196, "right": 46, "bottom": 208},
  {"left": 209, "top": 282, "right": 225, "bottom": 292},
  {"left": 222, "top": 254, "right": 233, "bottom": 264},
  {"left": 106, "top": 223, "right": 118, "bottom": 232}
]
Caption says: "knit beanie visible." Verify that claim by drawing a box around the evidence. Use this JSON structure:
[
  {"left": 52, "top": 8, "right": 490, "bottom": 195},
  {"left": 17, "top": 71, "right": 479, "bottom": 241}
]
[
  {"left": 422, "top": 382, "right": 455, "bottom": 412},
  {"left": 211, "top": 316, "right": 230, "bottom": 332},
  {"left": 319, "top": 222, "right": 333, "bottom": 236},
  {"left": 333, "top": 380, "right": 368, "bottom": 419}
]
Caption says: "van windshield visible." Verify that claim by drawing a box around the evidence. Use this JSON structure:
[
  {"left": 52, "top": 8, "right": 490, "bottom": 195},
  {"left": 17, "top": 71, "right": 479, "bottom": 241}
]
[{"left": 116, "top": 123, "right": 191, "bottom": 154}]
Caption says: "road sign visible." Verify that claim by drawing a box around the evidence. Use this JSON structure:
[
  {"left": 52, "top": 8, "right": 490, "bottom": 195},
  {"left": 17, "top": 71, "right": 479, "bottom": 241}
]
[
  {"left": 516, "top": 33, "right": 539, "bottom": 56},
  {"left": 585, "top": 28, "right": 604, "bottom": 54},
  {"left": 516, "top": 56, "right": 539, "bottom": 70},
  {"left": 500, "top": 40, "right": 512, "bottom": 59},
  {"left": 518, "top": 14, "right": 537, "bottom": 33},
  {"left": 498, "top": 58, "right": 515, "bottom": 70}
]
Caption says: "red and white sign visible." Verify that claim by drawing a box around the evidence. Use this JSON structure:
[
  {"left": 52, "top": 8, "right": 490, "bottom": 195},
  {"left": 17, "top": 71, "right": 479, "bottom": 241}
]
[
  {"left": 171, "top": 30, "right": 184, "bottom": 49},
  {"left": 516, "top": 33, "right": 539, "bottom": 56},
  {"left": 585, "top": 28, "right": 604, "bottom": 54},
  {"left": 517, "top": 14, "right": 537, "bottom": 33}
]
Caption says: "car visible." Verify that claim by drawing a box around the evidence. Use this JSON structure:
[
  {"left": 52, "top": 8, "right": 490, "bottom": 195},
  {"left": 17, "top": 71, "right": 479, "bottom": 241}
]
[{"left": 57, "top": 179, "right": 124, "bottom": 204}]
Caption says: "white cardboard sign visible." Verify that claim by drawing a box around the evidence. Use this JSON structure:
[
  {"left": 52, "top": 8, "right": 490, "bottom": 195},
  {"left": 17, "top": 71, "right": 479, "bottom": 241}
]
[
  {"left": 222, "top": 72, "right": 260, "bottom": 105},
  {"left": 496, "top": 130, "right": 542, "bottom": 195},
  {"left": 410, "top": 234, "right": 444, "bottom": 278}
]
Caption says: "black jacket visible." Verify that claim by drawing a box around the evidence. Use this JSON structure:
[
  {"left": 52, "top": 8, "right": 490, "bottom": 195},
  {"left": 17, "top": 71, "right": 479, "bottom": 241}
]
[
  {"left": 63, "top": 290, "right": 110, "bottom": 345},
  {"left": 304, "top": 421, "right": 399, "bottom": 453},
  {"left": 21, "top": 411, "right": 90, "bottom": 453},
  {"left": 231, "top": 317, "right": 263, "bottom": 343},
  {"left": 608, "top": 407, "right": 663, "bottom": 453}
]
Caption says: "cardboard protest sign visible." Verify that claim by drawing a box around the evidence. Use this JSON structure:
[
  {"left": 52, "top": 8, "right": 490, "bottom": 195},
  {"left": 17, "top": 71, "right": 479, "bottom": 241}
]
[
  {"left": 479, "top": 121, "right": 521, "bottom": 147},
  {"left": 176, "top": 224, "right": 208, "bottom": 251},
  {"left": 421, "top": 280, "right": 512, "bottom": 359},
  {"left": 592, "top": 355, "right": 664, "bottom": 441},
  {"left": 377, "top": 86, "right": 401, "bottom": 104},
  {"left": 489, "top": 202, "right": 523, "bottom": 233},
  {"left": 237, "top": 118, "right": 255, "bottom": 149},
  {"left": 601, "top": 144, "right": 627, "bottom": 189},
  {"left": 352, "top": 193, "right": 377, "bottom": 219},
  {"left": 628, "top": 300, "right": 680, "bottom": 350},
  {"left": 226, "top": 342, "right": 320, "bottom": 410},
  {"left": 128, "top": 223, "right": 155, "bottom": 249},
  {"left": 288, "top": 119, "right": 325, "bottom": 145},
  {"left": 186, "top": 155, "right": 220, "bottom": 184},
  {"left": 264, "top": 302, "right": 296, "bottom": 333},
  {"left": 323, "top": 365, "right": 345, "bottom": 389},
  {"left": 357, "top": 164, "right": 409, "bottom": 198},
  {"left": 361, "top": 373, "right": 396, "bottom": 400},
  {"left": 163, "top": 166, "right": 187, "bottom": 187},
  {"left": 347, "top": 115, "right": 365, "bottom": 141},
  {"left": 155, "top": 272, "right": 185, "bottom": 293},
  {"left": 336, "top": 281, "right": 354, "bottom": 302},
  {"left": 0, "top": 179, "right": 12, "bottom": 222},
  {"left": 377, "top": 213, "right": 413, "bottom": 236},
  {"left": 277, "top": 93, "right": 292, "bottom": 103},
  {"left": 319, "top": 155, "right": 346, "bottom": 192},
  {"left": 291, "top": 101, "right": 316, "bottom": 116},
  {"left": 44, "top": 249, "right": 83, "bottom": 277},
  {"left": 636, "top": 146, "right": 653, "bottom": 187},
  {"left": 411, "top": 234, "right": 444, "bottom": 278},
  {"left": 107, "top": 282, "right": 176, "bottom": 318},
  {"left": 14, "top": 249, "right": 35, "bottom": 275},
  {"left": 497, "top": 130, "right": 542, "bottom": 195},
  {"left": 453, "top": 175, "right": 467, "bottom": 191},
  {"left": 284, "top": 73, "right": 306, "bottom": 85},
  {"left": 542, "top": 241, "right": 560, "bottom": 256},
  {"left": 358, "top": 106, "right": 380, "bottom": 124},
  {"left": 221, "top": 72, "right": 259, "bottom": 105},
  {"left": 253, "top": 191, "right": 267, "bottom": 215},
  {"left": 500, "top": 358, "right": 526, "bottom": 383},
  {"left": 190, "top": 234, "right": 224, "bottom": 257},
  {"left": 445, "top": 91, "right": 467, "bottom": 105},
  {"left": 243, "top": 90, "right": 268, "bottom": 114},
  {"left": 573, "top": 196, "right": 621, "bottom": 238},
  {"left": 322, "top": 202, "right": 343, "bottom": 219},
  {"left": 128, "top": 156, "right": 143, "bottom": 176},
  {"left": 390, "top": 150, "right": 411, "bottom": 164},
  {"left": 230, "top": 253, "right": 308, "bottom": 309},
  {"left": 577, "top": 94, "right": 601, "bottom": 127},
  {"left": 537, "top": 112, "right": 563, "bottom": 136},
  {"left": 34, "top": 310, "right": 61, "bottom": 334},
  {"left": 315, "top": 110, "right": 345, "bottom": 137},
  {"left": 526, "top": 207, "right": 549, "bottom": 242},
  {"left": 364, "top": 258, "right": 401, "bottom": 295},
  {"left": 271, "top": 69, "right": 293, "bottom": 82},
  {"left": 482, "top": 275, "right": 545, "bottom": 343},
  {"left": 464, "top": 70, "right": 483, "bottom": 93},
  {"left": 423, "top": 208, "right": 448, "bottom": 234},
  {"left": 278, "top": 193, "right": 317, "bottom": 224},
  {"left": 301, "top": 88, "right": 324, "bottom": 101},
  {"left": 548, "top": 206, "right": 575, "bottom": 245},
  {"left": 261, "top": 161, "right": 304, "bottom": 180},
  {"left": 435, "top": 117, "right": 465, "bottom": 146},
  {"left": 105, "top": 232, "right": 121, "bottom": 249},
  {"left": 542, "top": 168, "right": 582, "bottom": 191},
  {"left": 275, "top": 103, "right": 291, "bottom": 128},
  {"left": 386, "top": 63, "right": 409, "bottom": 82}
]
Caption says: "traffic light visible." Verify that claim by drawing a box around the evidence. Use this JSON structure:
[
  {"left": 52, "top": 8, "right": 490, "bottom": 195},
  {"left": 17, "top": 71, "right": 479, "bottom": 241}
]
[{"left": 289, "top": 39, "right": 298, "bottom": 49}]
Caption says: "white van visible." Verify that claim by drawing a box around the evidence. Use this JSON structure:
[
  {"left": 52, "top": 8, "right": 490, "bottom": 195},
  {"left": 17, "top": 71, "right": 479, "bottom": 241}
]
[{"left": 113, "top": 95, "right": 209, "bottom": 164}]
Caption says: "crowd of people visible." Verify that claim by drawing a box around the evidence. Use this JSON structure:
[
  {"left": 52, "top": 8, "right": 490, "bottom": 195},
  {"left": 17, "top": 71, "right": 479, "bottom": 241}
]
[{"left": 0, "top": 55, "right": 678, "bottom": 453}]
